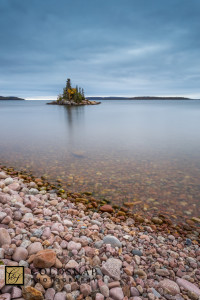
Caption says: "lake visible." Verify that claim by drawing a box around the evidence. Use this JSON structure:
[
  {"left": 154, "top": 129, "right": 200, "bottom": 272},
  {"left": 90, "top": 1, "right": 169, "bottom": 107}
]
[{"left": 0, "top": 99, "right": 200, "bottom": 221}]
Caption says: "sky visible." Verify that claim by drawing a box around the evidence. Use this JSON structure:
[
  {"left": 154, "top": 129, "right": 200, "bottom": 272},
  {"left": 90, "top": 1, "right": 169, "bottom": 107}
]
[{"left": 0, "top": 0, "right": 200, "bottom": 99}]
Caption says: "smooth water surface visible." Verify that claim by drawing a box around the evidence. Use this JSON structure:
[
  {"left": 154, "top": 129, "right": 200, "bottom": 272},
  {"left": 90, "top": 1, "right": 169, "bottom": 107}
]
[{"left": 0, "top": 99, "right": 200, "bottom": 220}]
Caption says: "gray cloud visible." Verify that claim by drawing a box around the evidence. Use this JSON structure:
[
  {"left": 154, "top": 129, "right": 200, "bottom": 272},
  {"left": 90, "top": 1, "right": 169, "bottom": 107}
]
[{"left": 0, "top": 0, "right": 200, "bottom": 98}]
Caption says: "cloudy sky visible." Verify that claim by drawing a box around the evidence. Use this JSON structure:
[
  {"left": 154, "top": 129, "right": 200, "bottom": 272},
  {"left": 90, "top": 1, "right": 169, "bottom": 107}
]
[{"left": 0, "top": 0, "right": 200, "bottom": 99}]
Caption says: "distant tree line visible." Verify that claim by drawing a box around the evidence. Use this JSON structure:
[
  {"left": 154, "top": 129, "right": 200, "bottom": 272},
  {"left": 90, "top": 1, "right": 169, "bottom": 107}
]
[{"left": 57, "top": 78, "right": 85, "bottom": 103}]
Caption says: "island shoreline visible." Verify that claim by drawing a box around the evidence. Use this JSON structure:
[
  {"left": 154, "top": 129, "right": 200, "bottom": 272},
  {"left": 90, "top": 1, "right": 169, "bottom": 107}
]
[{"left": 47, "top": 99, "right": 101, "bottom": 106}]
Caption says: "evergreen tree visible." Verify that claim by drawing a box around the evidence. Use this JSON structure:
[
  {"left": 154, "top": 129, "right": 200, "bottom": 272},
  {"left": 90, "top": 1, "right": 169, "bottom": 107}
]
[
  {"left": 66, "top": 78, "right": 71, "bottom": 90},
  {"left": 64, "top": 78, "right": 71, "bottom": 101},
  {"left": 57, "top": 78, "right": 86, "bottom": 104},
  {"left": 63, "top": 87, "right": 67, "bottom": 99},
  {"left": 81, "top": 88, "right": 85, "bottom": 99}
]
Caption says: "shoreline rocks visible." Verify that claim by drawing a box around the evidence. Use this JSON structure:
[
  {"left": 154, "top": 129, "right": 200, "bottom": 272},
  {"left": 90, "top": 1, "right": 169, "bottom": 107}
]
[{"left": 0, "top": 167, "right": 199, "bottom": 300}]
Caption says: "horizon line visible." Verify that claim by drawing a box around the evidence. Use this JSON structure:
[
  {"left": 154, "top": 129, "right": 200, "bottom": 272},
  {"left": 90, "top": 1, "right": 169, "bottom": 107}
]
[{"left": 25, "top": 94, "right": 200, "bottom": 100}]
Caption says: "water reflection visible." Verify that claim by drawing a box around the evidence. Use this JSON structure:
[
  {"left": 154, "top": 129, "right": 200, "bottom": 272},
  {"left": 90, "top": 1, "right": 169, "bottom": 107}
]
[
  {"left": 63, "top": 105, "right": 86, "bottom": 157},
  {"left": 64, "top": 105, "right": 85, "bottom": 129}
]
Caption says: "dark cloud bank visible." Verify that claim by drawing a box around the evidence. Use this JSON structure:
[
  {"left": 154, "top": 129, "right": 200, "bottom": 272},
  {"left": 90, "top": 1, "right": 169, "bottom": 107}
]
[{"left": 0, "top": 0, "right": 200, "bottom": 99}]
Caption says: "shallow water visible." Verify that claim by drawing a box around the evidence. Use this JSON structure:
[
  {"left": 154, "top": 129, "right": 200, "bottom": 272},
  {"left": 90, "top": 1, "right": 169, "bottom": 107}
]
[{"left": 0, "top": 99, "right": 200, "bottom": 220}]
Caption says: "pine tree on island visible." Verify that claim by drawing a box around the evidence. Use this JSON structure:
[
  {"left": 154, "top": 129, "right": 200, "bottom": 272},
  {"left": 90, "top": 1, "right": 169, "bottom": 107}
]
[
  {"left": 47, "top": 78, "right": 101, "bottom": 106},
  {"left": 57, "top": 78, "right": 86, "bottom": 104}
]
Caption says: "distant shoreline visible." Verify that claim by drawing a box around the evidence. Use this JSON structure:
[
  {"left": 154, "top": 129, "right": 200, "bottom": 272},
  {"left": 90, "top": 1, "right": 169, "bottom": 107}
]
[
  {"left": 1, "top": 96, "right": 200, "bottom": 101},
  {"left": 87, "top": 96, "right": 196, "bottom": 100},
  {"left": 0, "top": 96, "right": 24, "bottom": 100}
]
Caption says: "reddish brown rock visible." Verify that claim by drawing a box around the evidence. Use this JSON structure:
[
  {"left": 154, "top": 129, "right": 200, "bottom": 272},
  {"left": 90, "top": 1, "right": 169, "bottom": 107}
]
[
  {"left": 33, "top": 249, "right": 56, "bottom": 268},
  {"left": 100, "top": 205, "right": 113, "bottom": 213}
]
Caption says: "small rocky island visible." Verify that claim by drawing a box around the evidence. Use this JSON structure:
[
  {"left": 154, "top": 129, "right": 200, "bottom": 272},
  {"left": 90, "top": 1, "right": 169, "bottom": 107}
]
[{"left": 47, "top": 78, "right": 100, "bottom": 106}]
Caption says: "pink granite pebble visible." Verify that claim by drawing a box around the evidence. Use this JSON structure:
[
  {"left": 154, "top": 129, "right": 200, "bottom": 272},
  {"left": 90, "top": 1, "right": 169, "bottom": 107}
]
[{"left": 176, "top": 278, "right": 200, "bottom": 296}]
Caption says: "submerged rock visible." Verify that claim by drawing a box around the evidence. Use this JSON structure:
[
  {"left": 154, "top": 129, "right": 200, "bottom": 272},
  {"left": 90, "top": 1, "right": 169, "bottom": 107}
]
[{"left": 100, "top": 204, "right": 113, "bottom": 213}]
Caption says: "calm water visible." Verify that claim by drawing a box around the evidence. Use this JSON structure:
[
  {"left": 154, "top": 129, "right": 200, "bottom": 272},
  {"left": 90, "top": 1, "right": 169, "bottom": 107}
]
[{"left": 0, "top": 99, "right": 200, "bottom": 220}]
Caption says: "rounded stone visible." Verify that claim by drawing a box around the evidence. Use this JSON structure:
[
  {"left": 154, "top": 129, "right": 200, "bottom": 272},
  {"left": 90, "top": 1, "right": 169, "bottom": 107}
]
[
  {"left": 152, "top": 217, "right": 163, "bottom": 224},
  {"left": 54, "top": 292, "right": 67, "bottom": 300},
  {"left": 0, "top": 228, "right": 11, "bottom": 246},
  {"left": 51, "top": 222, "right": 64, "bottom": 232},
  {"left": 29, "top": 188, "right": 39, "bottom": 195},
  {"left": 95, "top": 293, "right": 104, "bottom": 300},
  {"left": 67, "top": 241, "right": 81, "bottom": 251},
  {"left": 159, "top": 279, "right": 180, "bottom": 296},
  {"left": 12, "top": 247, "right": 28, "bottom": 262},
  {"left": 0, "top": 265, "right": 5, "bottom": 289},
  {"left": 11, "top": 287, "right": 22, "bottom": 298},
  {"left": 63, "top": 219, "right": 73, "bottom": 227},
  {"left": 27, "top": 242, "right": 43, "bottom": 255},
  {"left": 4, "top": 177, "right": 13, "bottom": 185},
  {"left": 0, "top": 212, "right": 7, "bottom": 222},
  {"left": 0, "top": 172, "right": 7, "bottom": 179},
  {"left": 80, "top": 283, "right": 92, "bottom": 297},
  {"left": 100, "top": 284, "right": 109, "bottom": 297},
  {"left": 45, "top": 288, "right": 55, "bottom": 300},
  {"left": 109, "top": 287, "right": 124, "bottom": 300},
  {"left": 100, "top": 205, "right": 113, "bottom": 213},
  {"left": 37, "top": 274, "right": 52, "bottom": 289},
  {"left": 176, "top": 278, "right": 200, "bottom": 296},
  {"left": 103, "top": 235, "right": 122, "bottom": 248},
  {"left": 132, "top": 249, "right": 143, "bottom": 256}
]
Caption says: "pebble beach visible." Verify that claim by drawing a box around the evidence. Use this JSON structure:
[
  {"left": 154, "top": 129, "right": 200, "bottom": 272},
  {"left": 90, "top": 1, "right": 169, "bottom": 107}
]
[{"left": 0, "top": 166, "right": 200, "bottom": 300}]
